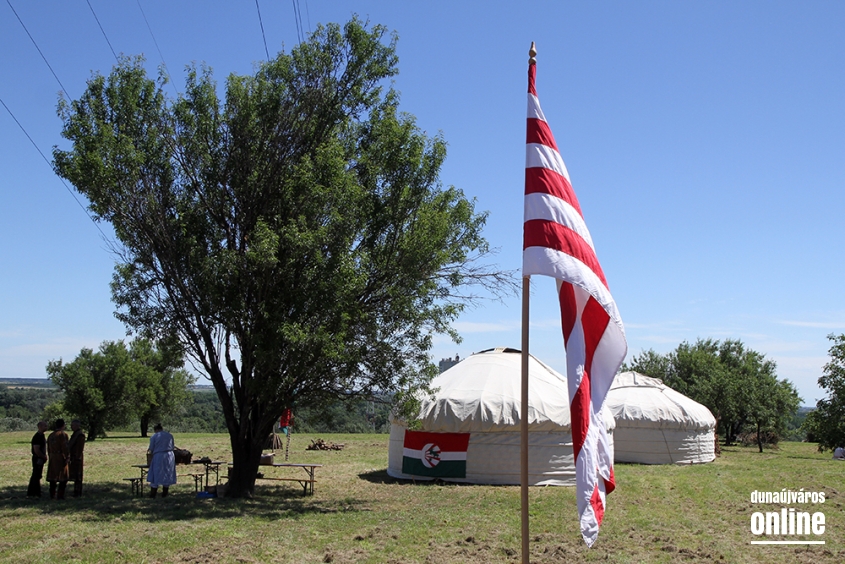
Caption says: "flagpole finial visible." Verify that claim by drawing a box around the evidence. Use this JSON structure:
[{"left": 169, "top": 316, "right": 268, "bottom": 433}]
[{"left": 529, "top": 42, "right": 537, "bottom": 65}]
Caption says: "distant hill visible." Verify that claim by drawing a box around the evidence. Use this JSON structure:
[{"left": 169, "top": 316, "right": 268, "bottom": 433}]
[{"left": 0, "top": 378, "right": 54, "bottom": 389}]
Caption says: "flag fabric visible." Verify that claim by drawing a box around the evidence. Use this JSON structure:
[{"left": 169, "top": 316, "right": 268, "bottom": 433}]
[
  {"left": 522, "top": 60, "right": 627, "bottom": 547},
  {"left": 402, "top": 430, "right": 470, "bottom": 478}
]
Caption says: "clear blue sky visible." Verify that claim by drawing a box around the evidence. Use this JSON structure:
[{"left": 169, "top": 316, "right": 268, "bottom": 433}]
[{"left": 1, "top": 1, "right": 843, "bottom": 406}]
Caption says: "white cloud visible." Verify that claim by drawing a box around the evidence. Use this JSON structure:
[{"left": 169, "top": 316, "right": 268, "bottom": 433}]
[
  {"left": 452, "top": 321, "right": 517, "bottom": 333},
  {"left": 776, "top": 320, "right": 845, "bottom": 329}
]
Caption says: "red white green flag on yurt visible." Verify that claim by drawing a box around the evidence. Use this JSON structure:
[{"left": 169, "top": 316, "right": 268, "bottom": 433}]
[{"left": 402, "top": 430, "right": 470, "bottom": 478}]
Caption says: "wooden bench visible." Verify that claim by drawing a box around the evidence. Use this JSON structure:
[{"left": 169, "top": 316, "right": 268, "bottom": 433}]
[
  {"left": 251, "top": 462, "right": 322, "bottom": 496},
  {"left": 178, "top": 472, "right": 205, "bottom": 493},
  {"left": 123, "top": 477, "right": 143, "bottom": 497},
  {"left": 256, "top": 476, "right": 317, "bottom": 496}
]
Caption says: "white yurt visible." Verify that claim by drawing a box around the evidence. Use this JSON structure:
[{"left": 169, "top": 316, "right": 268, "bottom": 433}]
[
  {"left": 387, "top": 347, "right": 616, "bottom": 486},
  {"left": 605, "top": 371, "right": 716, "bottom": 465}
]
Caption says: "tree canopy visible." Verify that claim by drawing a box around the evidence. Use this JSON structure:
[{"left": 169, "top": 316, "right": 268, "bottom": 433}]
[
  {"left": 53, "top": 19, "right": 510, "bottom": 496},
  {"left": 46, "top": 338, "right": 193, "bottom": 440},
  {"left": 803, "top": 334, "right": 845, "bottom": 451},
  {"left": 625, "top": 338, "right": 800, "bottom": 450}
]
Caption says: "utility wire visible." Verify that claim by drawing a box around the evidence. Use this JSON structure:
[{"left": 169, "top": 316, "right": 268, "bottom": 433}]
[
  {"left": 255, "top": 0, "right": 270, "bottom": 61},
  {"left": 135, "top": 0, "right": 178, "bottom": 96},
  {"left": 0, "top": 94, "right": 109, "bottom": 240},
  {"left": 304, "top": 0, "right": 311, "bottom": 35},
  {"left": 291, "top": 0, "right": 303, "bottom": 44},
  {"left": 86, "top": 0, "right": 119, "bottom": 62},
  {"left": 6, "top": 0, "right": 69, "bottom": 98}
]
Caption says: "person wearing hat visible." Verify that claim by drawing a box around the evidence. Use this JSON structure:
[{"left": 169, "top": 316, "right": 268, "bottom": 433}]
[
  {"left": 46, "top": 419, "right": 70, "bottom": 500},
  {"left": 147, "top": 423, "right": 176, "bottom": 497}
]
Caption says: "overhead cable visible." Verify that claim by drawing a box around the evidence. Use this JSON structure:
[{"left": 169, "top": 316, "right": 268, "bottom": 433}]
[
  {"left": 135, "top": 0, "right": 178, "bottom": 96},
  {"left": 0, "top": 94, "right": 109, "bottom": 241},
  {"left": 255, "top": 0, "right": 270, "bottom": 61},
  {"left": 291, "top": 0, "right": 303, "bottom": 44},
  {"left": 86, "top": 0, "right": 119, "bottom": 62},
  {"left": 6, "top": 0, "right": 69, "bottom": 98}
]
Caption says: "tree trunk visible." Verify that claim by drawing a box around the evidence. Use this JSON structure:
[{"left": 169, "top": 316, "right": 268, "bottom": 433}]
[
  {"left": 140, "top": 414, "right": 150, "bottom": 438},
  {"left": 226, "top": 431, "right": 265, "bottom": 498},
  {"left": 86, "top": 422, "right": 98, "bottom": 442},
  {"left": 756, "top": 422, "right": 764, "bottom": 453}
]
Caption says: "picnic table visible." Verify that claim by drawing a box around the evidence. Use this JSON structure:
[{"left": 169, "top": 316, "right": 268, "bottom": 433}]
[
  {"left": 230, "top": 462, "right": 323, "bottom": 495},
  {"left": 125, "top": 461, "right": 219, "bottom": 496}
]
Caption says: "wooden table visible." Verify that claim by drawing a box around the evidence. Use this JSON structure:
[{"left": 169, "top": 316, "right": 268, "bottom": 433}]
[
  {"left": 192, "top": 460, "right": 226, "bottom": 489},
  {"left": 251, "top": 462, "right": 323, "bottom": 495},
  {"left": 126, "top": 463, "right": 207, "bottom": 495}
]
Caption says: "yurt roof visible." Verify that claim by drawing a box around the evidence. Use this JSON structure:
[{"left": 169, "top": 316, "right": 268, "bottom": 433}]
[
  {"left": 607, "top": 371, "right": 716, "bottom": 430},
  {"left": 418, "top": 347, "right": 615, "bottom": 433}
]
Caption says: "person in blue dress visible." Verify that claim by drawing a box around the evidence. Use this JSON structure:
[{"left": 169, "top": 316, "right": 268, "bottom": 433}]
[{"left": 147, "top": 423, "right": 176, "bottom": 497}]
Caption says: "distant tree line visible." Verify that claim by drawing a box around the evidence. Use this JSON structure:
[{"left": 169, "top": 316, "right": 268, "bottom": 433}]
[
  {"left": 624, "top": 338, "right": 801, "bottom": 452},
  {"left": 0, "top": 384, "right": 393, "bottom": 435}
]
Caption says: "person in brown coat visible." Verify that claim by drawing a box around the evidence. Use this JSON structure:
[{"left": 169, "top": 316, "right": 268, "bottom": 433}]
[
  {"left": 68, "top": 419, "right": 85, "bottom": 498},
  {"left": 46, "top": 419, "right": 70, "bottom": 500}
]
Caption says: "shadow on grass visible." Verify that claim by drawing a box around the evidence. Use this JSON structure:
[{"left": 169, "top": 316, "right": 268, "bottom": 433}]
[
  {"left": 0, "top": 481, "right": 356, "bottom": 523},
  {"left": 357, "top": 469, "right": 499, "bottom": 487}
]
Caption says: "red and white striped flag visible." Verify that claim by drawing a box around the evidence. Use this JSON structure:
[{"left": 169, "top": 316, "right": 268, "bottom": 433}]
[{"left": 522, "top": 57, "right": 627, "bottom": 547}]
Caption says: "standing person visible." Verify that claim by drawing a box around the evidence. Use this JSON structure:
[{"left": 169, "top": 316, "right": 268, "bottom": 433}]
[
  {"left": 68, "top": 419, "right": 85, "bottom": 497},
  {"left": 26, "top": 421, "right": 48, "bottom": 498},
  {"left": 147, "top": 423, "right": 176, "bottom": 498},
  {"left": 46, "top": 419, "right": 70, "bottom": 500}
]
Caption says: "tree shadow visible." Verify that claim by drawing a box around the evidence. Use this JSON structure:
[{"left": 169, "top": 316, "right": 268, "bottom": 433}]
[{"left": 0, "top": 481, "right": 360, "bottom": 522}]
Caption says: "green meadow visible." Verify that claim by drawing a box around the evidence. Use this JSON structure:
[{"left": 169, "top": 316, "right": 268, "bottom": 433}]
[{"left": 0, "top": 433, "right": 841, "bottom": 563}]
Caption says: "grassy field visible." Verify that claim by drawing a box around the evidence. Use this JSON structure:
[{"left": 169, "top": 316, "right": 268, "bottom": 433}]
[{"left": 0, "top": 432, "right": 842, "bottom": 563}]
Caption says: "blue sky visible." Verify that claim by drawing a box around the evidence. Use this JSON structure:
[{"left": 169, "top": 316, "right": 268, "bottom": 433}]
[{"left": 1, "top": 1, "right": 843, "bottom": 406}]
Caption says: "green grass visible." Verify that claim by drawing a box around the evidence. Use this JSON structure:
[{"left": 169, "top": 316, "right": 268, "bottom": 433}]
[{"left": 0, "top": 433, "right": 842, "bottom": 563}]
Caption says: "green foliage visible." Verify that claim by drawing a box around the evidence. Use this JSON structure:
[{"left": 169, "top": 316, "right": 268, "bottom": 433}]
[
  {"left": 803, "top": 334, "right": 845, "bottom": 451},
  {"left": 53, "top": 19, "right": 510, "bottom": 495},
  {"left": 625, "top": 338, "right": 801, "bottom": 449},
  {"left": 46, "top": 338, "right": 193, "bottom": 440},
  {"left": 0, "top": 384, "right": 62, "bottom": 422},
  {"left": 125, "top": 337, "right": 195, "bottom": 436},
  {"left": 295, "top": 396, "right": 392, "bottom": 434}
]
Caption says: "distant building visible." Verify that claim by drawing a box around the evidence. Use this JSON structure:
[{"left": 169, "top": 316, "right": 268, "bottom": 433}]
[{"left": 438, "top": 354, "right": 461, "bottom": 374}]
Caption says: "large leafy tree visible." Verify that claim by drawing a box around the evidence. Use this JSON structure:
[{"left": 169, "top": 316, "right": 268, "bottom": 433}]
[
  {"left": 128, "top": 337, "right": 195, "bottom": 437},
  {"left": 47, "top": 341, "right": 139, "bottom": 440},
  {"left": 804, "top": 334, "right": 845, "bottom": 451},
  {"left": 46, "top": 338, "right": 193, "bottom": 440},
  {"left": 53, "top": 20, "right": 509, "bottom": 497},
  {"left": 626, "top": 338, "right": 800, "bottom": 447}
]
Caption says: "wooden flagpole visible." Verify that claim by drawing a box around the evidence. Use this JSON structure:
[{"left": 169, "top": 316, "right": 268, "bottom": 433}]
[
  {"left": 521, "top": 274, "right": 530, "bottom": 563},
  {"left": 521, "top": 42, "right": 537, "bottom": 564}
]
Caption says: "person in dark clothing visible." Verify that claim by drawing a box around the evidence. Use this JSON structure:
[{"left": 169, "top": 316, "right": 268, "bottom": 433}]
[
  {"left": 46, "top": 419, "right": 70, "bottom": 500},
  {"left": 68, "top": 419, "right": 85, "bottom": 497},
  {"left": 27, "top": 421, "right": 48, "bottom": 498}
]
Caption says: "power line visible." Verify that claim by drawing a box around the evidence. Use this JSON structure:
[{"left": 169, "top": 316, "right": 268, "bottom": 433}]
[
  {"left": 291, "top": 0, "right": 303, "bottom": 44},
  {"left": 0, "top": 94, "right": 109, "bottom": 241},
  {"left": 255, "top": 0, "right": 270, "bottom": 61},
  {"left": 135, "top": 0, "right": 178, "bottom": 96},
  {"left": 86, "top": 0, "right": 119, "bottom": 62},
  {"left": 6, "top": 0, "right": 69, "bottom": 98}
]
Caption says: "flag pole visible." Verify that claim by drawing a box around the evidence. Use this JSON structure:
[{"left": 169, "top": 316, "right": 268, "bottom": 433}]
[
  {"left": 520, "top": 276, "right": 530, "bottom": 563},
  {"left": 521, "top": 41, "right": 537, "bottom": 564}
]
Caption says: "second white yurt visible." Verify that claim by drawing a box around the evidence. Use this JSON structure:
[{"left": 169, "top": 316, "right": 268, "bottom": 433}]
[
  {"left": 387, "top": 347, "right": 616, "bottom": 486},
  {"left": 606, "top": 371, "right": 716, "bottom": 465}
]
